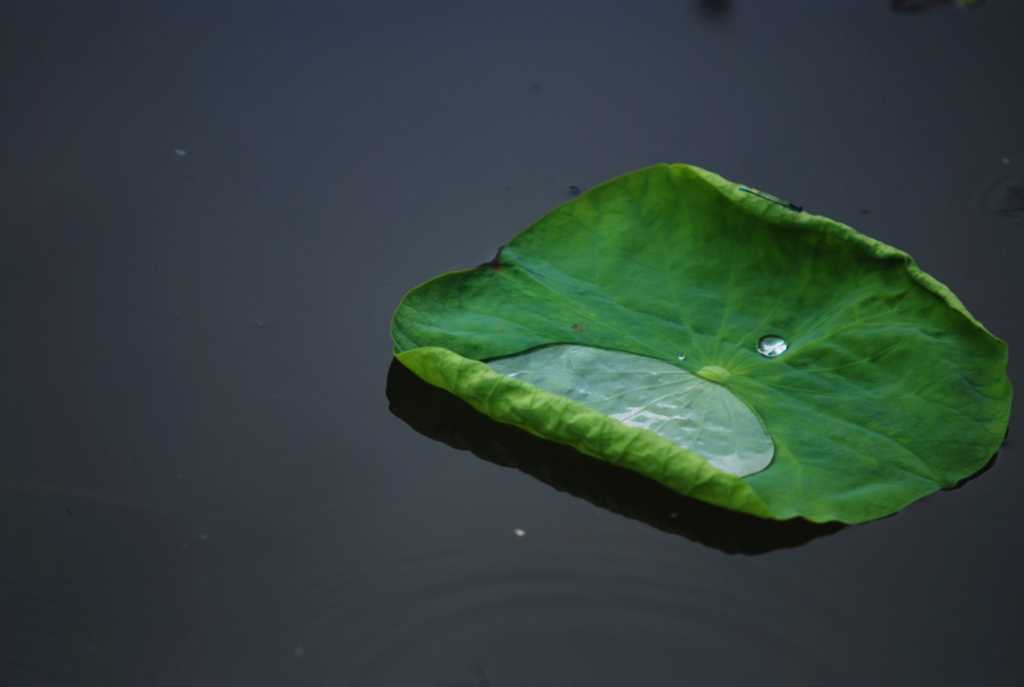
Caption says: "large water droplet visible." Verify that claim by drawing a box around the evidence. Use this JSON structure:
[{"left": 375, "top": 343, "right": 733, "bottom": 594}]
[
  {"left": 488, "top": 345, "right": 773, "bottom": 476},
  {"left": 757, "top": 335, "right": 788, "bottom": 358}
]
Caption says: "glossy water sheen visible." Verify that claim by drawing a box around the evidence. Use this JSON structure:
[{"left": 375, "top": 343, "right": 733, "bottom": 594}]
[
  {"left": 757, "top": 335, "right": 788, "bottom": 358},
  {"left": 488, "top": 345, "right": 773, "bottom": 477},
  {"left": 4, "top": 3, "right": 1024, "bottom": 686}
]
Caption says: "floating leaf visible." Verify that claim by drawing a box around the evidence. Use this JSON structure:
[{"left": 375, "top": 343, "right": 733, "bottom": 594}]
[{"left": 390, "top": 164, "right": 1011, "bottom": 524}]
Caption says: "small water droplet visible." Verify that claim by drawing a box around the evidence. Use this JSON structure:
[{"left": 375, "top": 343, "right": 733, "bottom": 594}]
[
  {"left": 513, "top": 528, "right": 526, "bottom": 537},
  {"left": 757, "top": 335, "right": 788, "bottom": 358},
  {"left": 677, "top": 354, "right": 686, "bottom": 361},
  {"left": 174, "top": 147, "right": 189, "bottom": 158}
]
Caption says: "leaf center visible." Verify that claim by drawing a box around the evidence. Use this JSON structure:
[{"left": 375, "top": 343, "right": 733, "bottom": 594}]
[{"left": 696, "top": 365, "right": 731, "bottom": 384}]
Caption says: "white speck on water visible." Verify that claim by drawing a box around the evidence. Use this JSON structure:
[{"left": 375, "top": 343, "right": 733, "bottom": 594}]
[
  {"left": 293, "top": 646, "right": 305, "bottom": 658},
  {"left": 677, "top": 354, "right": 686, "bottom": 361},
  {"left": 513, "top": 528, "right": 526, "bottom": 537},
  {"left": 757, "top": 335, "right": 788, "bottom": 358},
  {"left": 174, "top": 147, "right": 189, "bottom": 158}
]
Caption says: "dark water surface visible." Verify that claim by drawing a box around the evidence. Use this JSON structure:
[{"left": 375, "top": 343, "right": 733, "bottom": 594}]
[{"left": 3, "top": 2, "right": 1023, "bottom": 685}]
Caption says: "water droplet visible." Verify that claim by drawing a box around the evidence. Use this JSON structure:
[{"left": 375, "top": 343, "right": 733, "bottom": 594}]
[
  {"left": 513, "top": 528, "right": 526, "bottom": 537},
  {"left": 174, "top": 147, "right": 189, "bottom": 158},
  {"left": 677, "top": 354, "right": 686, "bottom": 361},
  {"left": 757, "top": 335, "right": 788, "bottom": 358}
]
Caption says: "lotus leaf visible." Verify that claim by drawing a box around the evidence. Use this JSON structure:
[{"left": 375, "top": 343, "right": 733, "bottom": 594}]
[{"left": 390, "top": 164, "right": 1011, "bottom": 524}]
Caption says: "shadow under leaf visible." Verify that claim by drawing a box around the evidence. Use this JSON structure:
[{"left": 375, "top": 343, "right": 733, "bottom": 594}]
[{"left": 386, "top": 358, "right": 844, "bottom": 555}]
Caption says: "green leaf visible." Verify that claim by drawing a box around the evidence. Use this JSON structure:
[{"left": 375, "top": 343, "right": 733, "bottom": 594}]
[{"left": 390, "top": 163, "right": 1012, "bottom": 524}]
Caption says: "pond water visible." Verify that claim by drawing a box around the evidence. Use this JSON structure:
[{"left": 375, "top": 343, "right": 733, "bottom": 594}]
[{"left": 3, "top": 1, "right": 1022, "bottom": 685}]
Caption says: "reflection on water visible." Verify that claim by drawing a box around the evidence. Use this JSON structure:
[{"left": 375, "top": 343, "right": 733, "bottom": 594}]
[
  {"left": 386, "top": 359, "right": 843, "bottom": 555},
  {"left": 980, "top": 175, "right": 1024, "bottom": 222},
  {"left": 339, "top": 541, "right": 841, "bottom": 684},
  {"left": 694, "top": 0, "right": 732, "bottom": 22},
  {"left": 890, "top": 0, "right": 984, "bottom": 13}
]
